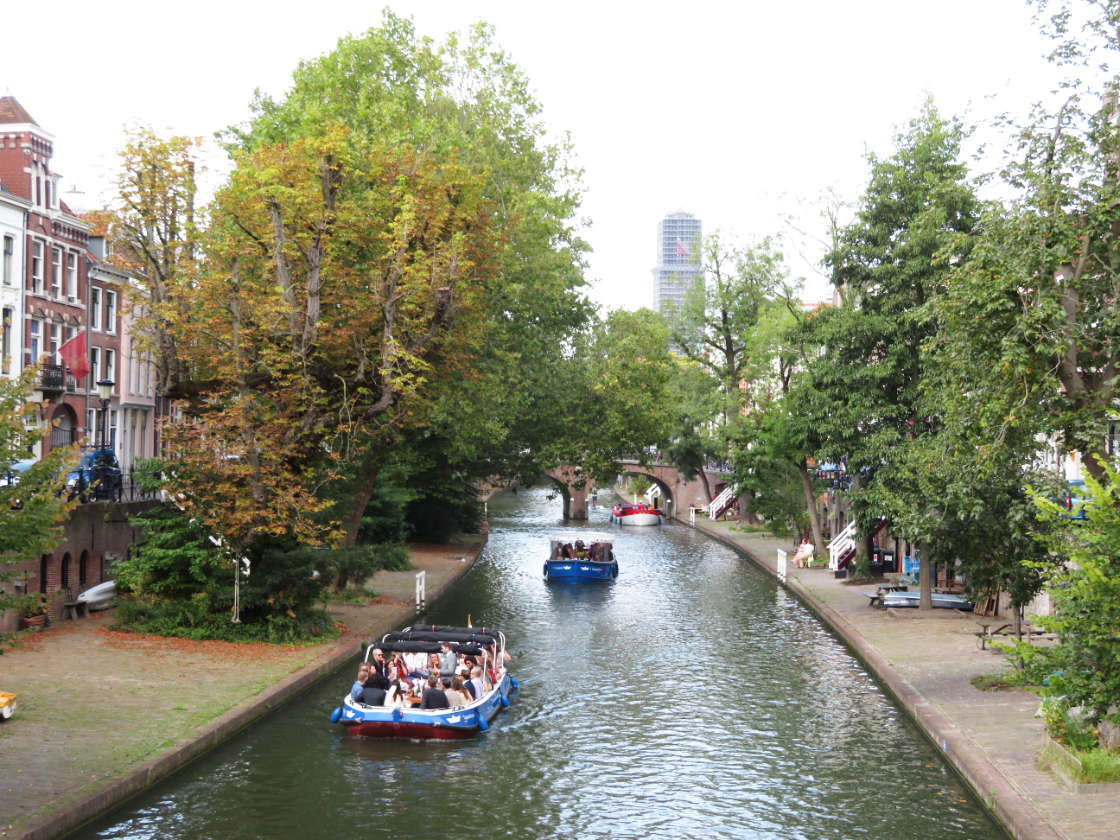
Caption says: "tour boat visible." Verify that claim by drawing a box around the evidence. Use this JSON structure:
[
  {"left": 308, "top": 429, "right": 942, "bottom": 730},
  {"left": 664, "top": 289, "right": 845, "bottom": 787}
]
[
  {"left": 330, "top": 625, "right": 516, "bottom": 740},
  {"left": 544, "top": 534, "right": 618, "bottom": 582},
  {"left": 609, "top": 502, "right": 663, "bottom": 526}
]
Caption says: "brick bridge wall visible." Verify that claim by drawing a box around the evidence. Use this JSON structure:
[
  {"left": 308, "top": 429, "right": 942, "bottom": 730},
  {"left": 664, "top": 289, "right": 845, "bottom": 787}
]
[{"left": 544, "top": 462, "right": 729, "bottom": 521}]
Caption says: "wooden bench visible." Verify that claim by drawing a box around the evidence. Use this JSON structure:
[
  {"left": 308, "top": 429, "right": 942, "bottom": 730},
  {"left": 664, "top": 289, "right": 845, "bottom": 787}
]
[{"left": 63, "top": 600, "right": 87, "bottom": 620}]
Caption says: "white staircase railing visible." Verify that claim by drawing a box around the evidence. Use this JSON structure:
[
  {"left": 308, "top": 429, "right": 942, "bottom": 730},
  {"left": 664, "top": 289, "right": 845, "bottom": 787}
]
[
  {"left": 708, "top": 485, "right": 737, "bottom": 520},
  {"left": 645, "top": 483, "right": 661, "bottom": 502},
  {"left": 828, "top": 520, "right": 858, "bottom": 570}
]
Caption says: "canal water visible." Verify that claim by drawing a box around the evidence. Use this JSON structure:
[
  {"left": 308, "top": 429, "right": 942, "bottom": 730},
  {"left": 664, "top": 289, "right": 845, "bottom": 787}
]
[{"left": 73, "top": 487, "right": 1006, "bottom": 840}]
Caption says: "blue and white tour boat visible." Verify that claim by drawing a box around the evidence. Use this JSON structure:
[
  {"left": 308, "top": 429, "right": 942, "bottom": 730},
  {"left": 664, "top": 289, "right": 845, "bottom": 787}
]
[
  {"left": 330, "top": 625, "right": 516, "bottom": 740},
  {"left": 544, "top": 533, "right": 618, "bottom": 582}
]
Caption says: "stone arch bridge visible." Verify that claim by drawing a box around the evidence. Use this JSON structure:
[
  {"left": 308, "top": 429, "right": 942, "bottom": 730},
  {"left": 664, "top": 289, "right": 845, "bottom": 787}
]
[{"left": 542, "top": 461, "right": 730, "bottom": 521}]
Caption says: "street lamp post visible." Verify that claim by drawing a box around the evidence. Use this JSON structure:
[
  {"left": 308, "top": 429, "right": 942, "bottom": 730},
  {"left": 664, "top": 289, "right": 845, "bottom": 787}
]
[{"left": 95, "top": 378, "right": 113, "bottom": 500}]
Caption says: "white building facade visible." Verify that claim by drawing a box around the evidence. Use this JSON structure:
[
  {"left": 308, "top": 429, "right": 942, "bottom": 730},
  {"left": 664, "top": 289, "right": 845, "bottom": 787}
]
[{"left": 0, "top": 187, "right": 28, "bottom": 380}]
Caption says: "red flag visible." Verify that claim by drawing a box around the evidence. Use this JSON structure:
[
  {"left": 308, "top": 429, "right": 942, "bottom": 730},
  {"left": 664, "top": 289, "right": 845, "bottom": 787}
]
[
  {"left": 58, "top": 331, "right": 90, "bottom": 380},
  {"left": 676, "top": 239, "right": 688, "bottom": 256}
]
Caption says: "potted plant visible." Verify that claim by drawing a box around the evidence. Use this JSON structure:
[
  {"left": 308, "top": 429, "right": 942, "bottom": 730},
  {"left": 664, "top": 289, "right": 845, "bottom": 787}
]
[{"left": 19, "top": 594, "right": 49, "bottom": 629}]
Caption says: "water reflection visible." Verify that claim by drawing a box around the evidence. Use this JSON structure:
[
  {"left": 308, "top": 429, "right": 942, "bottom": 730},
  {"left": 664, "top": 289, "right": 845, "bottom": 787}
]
[{"left": 74, "top": 486, "right": 1005, "bottom": 840}]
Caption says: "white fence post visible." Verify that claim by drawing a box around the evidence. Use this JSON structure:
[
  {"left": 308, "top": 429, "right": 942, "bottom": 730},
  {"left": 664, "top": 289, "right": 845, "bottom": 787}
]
[
  {"left": 415, "top": 570, "right": 426, "bottom": 612},
  {"left": 777, "top": 549, "right": 787, "bottom": 584}
]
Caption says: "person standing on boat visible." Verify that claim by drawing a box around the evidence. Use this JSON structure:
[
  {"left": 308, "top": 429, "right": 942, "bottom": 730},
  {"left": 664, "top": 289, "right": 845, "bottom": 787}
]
[
  {"left": 420, "top": 674, "right": 450, "bottom": 709},
  {"left": 438, "top": 642, "right": 458, "bottom": 676}
]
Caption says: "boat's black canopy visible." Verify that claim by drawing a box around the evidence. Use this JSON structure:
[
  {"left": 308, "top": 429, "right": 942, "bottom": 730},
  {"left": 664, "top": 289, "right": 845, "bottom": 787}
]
[
  {"left": 371, "top": 640, "right": 484, "bottom": 656},
  {"left": 389, "top": 627, "right": 499, "bottom": 646}
]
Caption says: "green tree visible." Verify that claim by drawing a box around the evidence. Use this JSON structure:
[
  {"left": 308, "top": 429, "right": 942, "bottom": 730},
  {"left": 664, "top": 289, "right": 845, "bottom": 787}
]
[
  {"left": 228, "top": 12, "right": 591, "bottom": 540},
  {"left": 1, "top": 371, "right": 78, "bottom": 621},
  {"left": 812, "top": 100, "right": 979, "bottom": 593},
  {"left": 1031, "top": 463, "right": 1120, "bottom": 726}
]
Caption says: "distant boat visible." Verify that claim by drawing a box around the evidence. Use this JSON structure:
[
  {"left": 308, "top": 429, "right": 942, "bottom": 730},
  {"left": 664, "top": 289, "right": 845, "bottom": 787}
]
[
  {"left": 544, "top": 534, "right": 618, "bottom": 582},
  {"left": 609, "top": 502, "right": 663, "bottom": 526}
]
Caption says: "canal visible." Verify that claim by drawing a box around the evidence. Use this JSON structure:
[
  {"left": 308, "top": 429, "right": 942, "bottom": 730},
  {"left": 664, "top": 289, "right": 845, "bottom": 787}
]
[{"left": 72, "top": 487, "right": 1006, "bottom": 839}]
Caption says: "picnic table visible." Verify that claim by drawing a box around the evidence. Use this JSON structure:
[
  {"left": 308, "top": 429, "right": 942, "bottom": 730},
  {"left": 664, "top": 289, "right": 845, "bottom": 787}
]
[
  {"left": 865, "top": 583, "right": 909, "bottom": 608},
  {"left": 974, "top": 621, "right": 1057, "bottom": 650}
]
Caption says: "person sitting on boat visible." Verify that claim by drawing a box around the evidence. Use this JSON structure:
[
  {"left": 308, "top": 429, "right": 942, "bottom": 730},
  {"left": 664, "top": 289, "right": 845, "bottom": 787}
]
[
  {"left": 420, "top": 674, "right": 450, "bottom": 709},
  {"left": 438, "top": 642, "right": 459, "bottom": 676},
  {"left": 360, "top": 673, "right": 390, "bottom": 706},
  {"left": 560, "top": 542, "right": 574, "bottom": 559},
  {"left": 445, "top": 676, "right": 471, "bottom": 707},
  {"left": 574, "top": 539, "right": 587, "bottom": 558},
  {"left": 403, "top": 649, "right": 427, "bottom": 676},
  {"left": 469, "top": 665, "right": 488, "bottom": 699},
  {"left": 368, "top": 648, "right": 389, "bottom": 680},
  {"left": 350, "top": 663, "right": 371, "bottom": 701},
  {"left": 388, "top": 652, "right": 412, "bottom": 688}
]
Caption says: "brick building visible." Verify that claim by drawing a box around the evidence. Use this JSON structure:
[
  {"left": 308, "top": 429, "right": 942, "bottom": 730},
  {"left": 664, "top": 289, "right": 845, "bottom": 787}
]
[{"left": 0, "top": 95, "right": 93, "bottom": 455}]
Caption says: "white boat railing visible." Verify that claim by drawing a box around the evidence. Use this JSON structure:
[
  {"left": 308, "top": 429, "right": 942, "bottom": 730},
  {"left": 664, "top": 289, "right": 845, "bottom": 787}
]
[
  {"left": 708, "top": 485, "right": 737, "bottom": 520},
  {"left": 828, "top": 521, "right": 858, "bottom": 570}
]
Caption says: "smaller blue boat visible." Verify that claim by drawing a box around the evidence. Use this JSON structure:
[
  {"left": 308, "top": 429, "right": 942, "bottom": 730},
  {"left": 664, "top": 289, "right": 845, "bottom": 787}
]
[{"left": 544, "top": 533, "right": 618, "bottom": 582}]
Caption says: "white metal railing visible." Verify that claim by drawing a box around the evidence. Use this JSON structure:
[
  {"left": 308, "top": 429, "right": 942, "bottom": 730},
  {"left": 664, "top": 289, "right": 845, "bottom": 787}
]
[
  {"left": 828, "top": 521, "right": 858, "bottom": 570},
  {"left": 708, "top": 485, "right": 737, "bottom": 520},
  {"left": 777, "top": 549, "right": 788, "bottom": 583},
  {"left": 415, "top": 570, "right": 426, "bottom": 611},
  {"left": 645, "top": 483, "right": 661, "bottom": 502}
]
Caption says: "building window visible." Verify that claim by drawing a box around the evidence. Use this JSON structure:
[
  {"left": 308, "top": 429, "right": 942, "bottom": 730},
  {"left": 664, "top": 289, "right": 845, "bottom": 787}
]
[
  {"left": 51, "top": 247, "right": 62, "bottom": 297},
  {"left": 29, "top": 319, "right": 41, "bottom": 363},
  {"left": 104, "top": 348, "right": 115, "bottom": 383},
  {"left": 49, "top": 322, "right": 60, "bottom": 364},
  {"left": 86, "top": 407, "right": 97, "bottom": 442},
  {"left": 105, "top": 290, "right": 117, "bottom": 333},
  {"left": 31, "top": 240, "right": 43, "bottom": 293},
  {"left": 2, "top": 235, "right": 12, "bottom": 286},
  {"left": 109, "top": 408, "right": 118, "bottom": 449},
  {"left": 90, "top": 287, "right": 101, "bottom": 331},
  {"left": 1, "top": 307, "right": 11, "bottom": 375},
  {"left": 66, "top": 252, "right": 78, "bottom": 300},
  {"left": 90, "top": 346, "right": 99, "bottom": 382}
]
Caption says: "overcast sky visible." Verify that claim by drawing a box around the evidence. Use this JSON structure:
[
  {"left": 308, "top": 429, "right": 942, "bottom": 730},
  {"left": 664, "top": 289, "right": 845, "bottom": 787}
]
[{"left": 3, "top": 0, "right": 1060, "bottom": 310}]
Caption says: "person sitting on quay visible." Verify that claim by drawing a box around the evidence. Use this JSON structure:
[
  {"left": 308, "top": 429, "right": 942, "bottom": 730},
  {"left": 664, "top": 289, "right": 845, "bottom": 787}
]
[{"left": 420, "top": 673, "right": 450, "bottom": 709}]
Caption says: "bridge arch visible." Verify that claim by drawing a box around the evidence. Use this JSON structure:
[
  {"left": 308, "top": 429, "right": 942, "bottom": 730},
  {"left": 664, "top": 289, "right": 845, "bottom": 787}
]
[{"left": 541, "top": 461, "right": 732, "bottom": 522}]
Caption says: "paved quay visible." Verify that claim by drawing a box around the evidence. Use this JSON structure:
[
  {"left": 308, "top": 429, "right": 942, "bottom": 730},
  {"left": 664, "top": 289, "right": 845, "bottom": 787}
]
[
  {"left": 686, "top": 516, "right": 1120, "bottom": 840},
  {"left": 0, "top": 538, "right": 485, "bottom": 840}
]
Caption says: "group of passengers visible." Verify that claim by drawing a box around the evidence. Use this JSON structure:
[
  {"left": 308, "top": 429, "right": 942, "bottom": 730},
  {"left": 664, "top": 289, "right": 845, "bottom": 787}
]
[
  {"left": 350, "top": 641, "right": 501, "bottom": 710},
  {"left": 554, "top": 540, "right": 613, "bottom": 562}
]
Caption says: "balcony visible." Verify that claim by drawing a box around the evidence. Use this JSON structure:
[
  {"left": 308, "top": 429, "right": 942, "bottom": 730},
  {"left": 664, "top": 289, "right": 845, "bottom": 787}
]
[{"left": 37, "top": 362, "right": 65, "bottom": 394}]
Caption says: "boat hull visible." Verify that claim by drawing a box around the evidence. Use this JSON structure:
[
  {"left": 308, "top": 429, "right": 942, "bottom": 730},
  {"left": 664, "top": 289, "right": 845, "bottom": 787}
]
[
  {"left": 334, "top": 672, "right": 513, "bottom": 739},
  {"left": 609, "top": 505, "right": 662, "bottom": 525},
  {"left": 543, "top": 559, "right": 618, "bottom": 582},
  {"left": 880, "top": 591, "right": 973, "bottom": 610}
]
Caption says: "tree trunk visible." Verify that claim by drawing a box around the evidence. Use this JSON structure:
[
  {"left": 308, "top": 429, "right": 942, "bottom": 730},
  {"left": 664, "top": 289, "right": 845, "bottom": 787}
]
[
  {"left": 797, "top": 460, "right": 826, "bottom": 556},
  {"left": 340, "top": 454, "right": 382, "bottom": 547},
  {"left": 919, "top": 546, "right": 933, "bottom": 610}
]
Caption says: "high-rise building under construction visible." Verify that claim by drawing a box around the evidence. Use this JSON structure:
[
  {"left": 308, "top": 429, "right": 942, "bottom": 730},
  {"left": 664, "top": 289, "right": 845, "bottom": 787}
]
[{"left": 651, "top": 211, "right": 702, "bottom": 315}]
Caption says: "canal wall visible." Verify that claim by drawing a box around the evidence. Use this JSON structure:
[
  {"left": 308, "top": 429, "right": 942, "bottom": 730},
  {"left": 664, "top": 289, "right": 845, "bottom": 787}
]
[
  {"left": 2, "top": 536, "right": 487, "bottom": 840},
  {"left": 675, "top": 515, "right": 1075, "bottom": 840}
]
